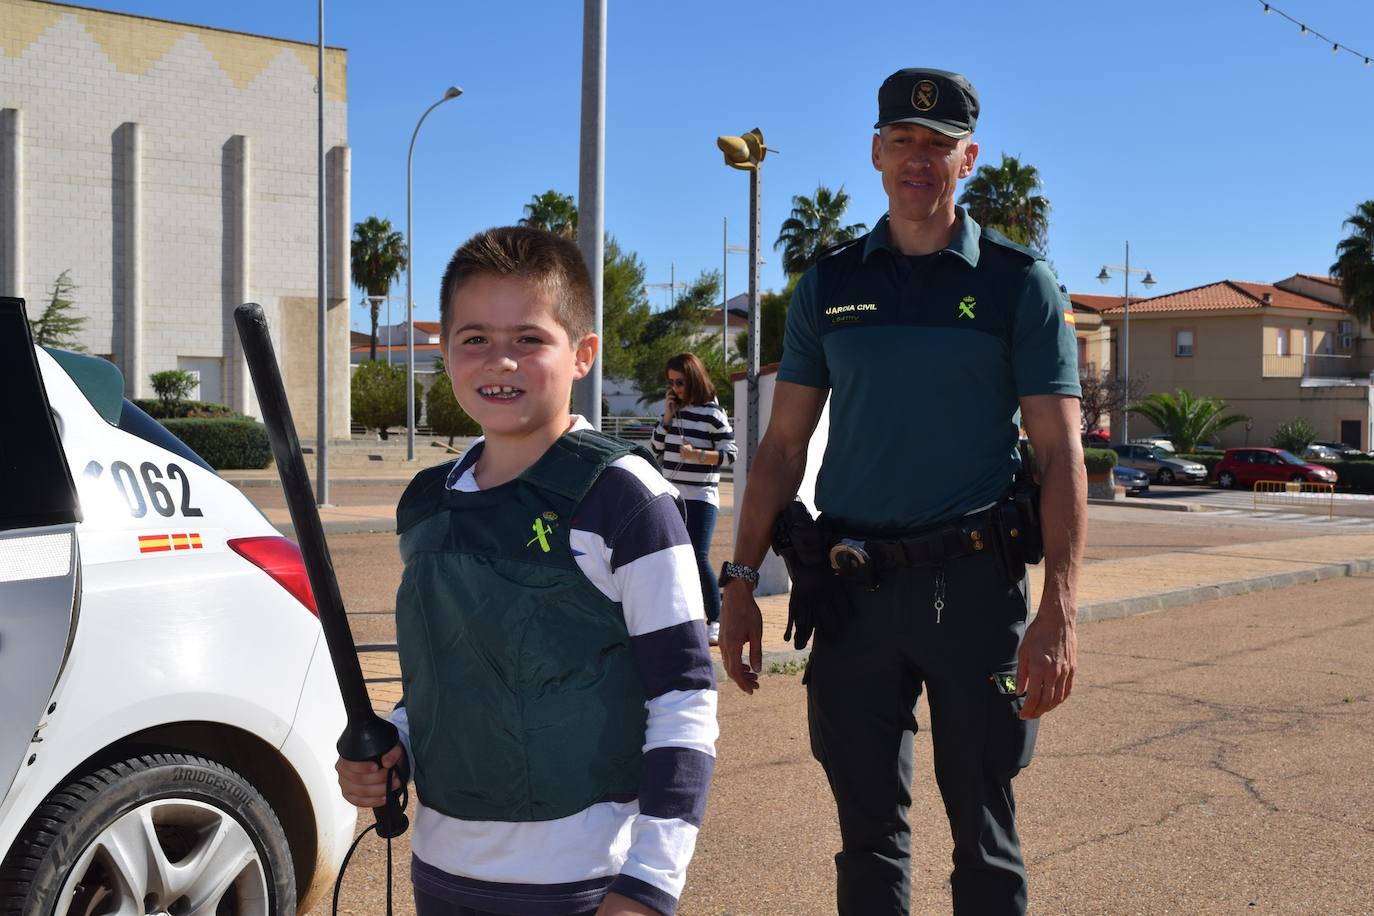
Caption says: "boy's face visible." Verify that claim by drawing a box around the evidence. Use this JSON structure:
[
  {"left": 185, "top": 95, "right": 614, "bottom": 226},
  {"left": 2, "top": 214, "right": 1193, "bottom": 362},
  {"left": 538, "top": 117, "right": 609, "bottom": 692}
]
[{"left": 443, "top": 274, "right": 598, "bottom": 441}]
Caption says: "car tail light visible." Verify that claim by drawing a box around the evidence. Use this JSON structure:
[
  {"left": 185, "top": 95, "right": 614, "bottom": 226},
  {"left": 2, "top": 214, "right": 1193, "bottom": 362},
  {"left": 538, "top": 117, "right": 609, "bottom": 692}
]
[{"left": 228, "top": 536, "right": 318, "bottom": 617}]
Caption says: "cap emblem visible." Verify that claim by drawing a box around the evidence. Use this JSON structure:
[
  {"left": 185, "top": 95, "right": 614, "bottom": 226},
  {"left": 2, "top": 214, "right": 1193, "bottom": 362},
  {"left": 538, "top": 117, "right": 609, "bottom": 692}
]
[{"left": 912, "top": 79, "right": 938, "bottom": 112}]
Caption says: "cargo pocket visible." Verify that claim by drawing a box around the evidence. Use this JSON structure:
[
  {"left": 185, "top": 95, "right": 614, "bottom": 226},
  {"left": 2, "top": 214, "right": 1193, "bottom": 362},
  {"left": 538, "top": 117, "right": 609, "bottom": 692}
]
[{"left": 986, "top": 665, "right": 1038, "bottom": 778}]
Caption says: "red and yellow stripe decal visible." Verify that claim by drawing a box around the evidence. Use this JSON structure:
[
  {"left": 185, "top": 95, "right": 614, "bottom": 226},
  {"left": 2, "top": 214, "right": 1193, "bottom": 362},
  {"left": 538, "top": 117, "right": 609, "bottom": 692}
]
[
  {"left": 1063, "top": 310, "right": 1077, "bottom": 326},
  {"left": 139, "top": 532, "right": 203, "bottom": 554}
]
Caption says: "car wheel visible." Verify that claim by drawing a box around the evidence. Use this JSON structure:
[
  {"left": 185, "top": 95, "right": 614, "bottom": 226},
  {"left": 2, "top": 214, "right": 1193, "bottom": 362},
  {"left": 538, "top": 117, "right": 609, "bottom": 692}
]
[
  {"left": 0, "top": 753, "right": 294, "bottom": 916},
  {"left": 1156, "top": 468, "right": 1175, "bottom": 485},
  {"left": 1218, "top": 471, "right": 1236, "bottom": 489}
]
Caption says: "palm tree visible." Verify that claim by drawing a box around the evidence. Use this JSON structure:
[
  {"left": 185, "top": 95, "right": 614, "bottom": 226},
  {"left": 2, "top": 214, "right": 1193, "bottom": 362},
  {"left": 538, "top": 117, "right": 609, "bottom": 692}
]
[
  {"left": 1330, "top": 200, "right": 1374, "bottom": 328},
  {"left": 957, "top": 154, "right": 1051, "bottom": 251},
  {"left": 351, "top": 216, "right": 408, "bottom": 361},
  {"left": 519, "top": 190, "right": 578, "bottom": 239},
  {"left": 773, "top": 184, "right": 868, "bottom": 276},
  {"left": 1127, "top": 389, "right": 1249, "bottom": 454}
]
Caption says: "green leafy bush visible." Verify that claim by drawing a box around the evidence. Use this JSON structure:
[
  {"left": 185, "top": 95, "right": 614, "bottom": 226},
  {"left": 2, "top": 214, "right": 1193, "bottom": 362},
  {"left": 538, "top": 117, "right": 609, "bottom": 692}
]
[
  {"left": 1271, "top": 418, "right": 1317, "bottom": 453},
  {"left": 426, "top": 368, "right": 481, "bottom": 442},
  {"left": 1083, "top": 448, "right": 1118, "bottom": 475},
  {"left": 160, "top": 418, "right": 271, "bottom": 469},
  {"left": 150, "top": 369, "right": 198, "bottom": 412},
  {"left": 134, "top": 398, "right": 237, "bottom": 419},
  {"left": 351, "top": 360, "right": 421, "bottom": 439}
]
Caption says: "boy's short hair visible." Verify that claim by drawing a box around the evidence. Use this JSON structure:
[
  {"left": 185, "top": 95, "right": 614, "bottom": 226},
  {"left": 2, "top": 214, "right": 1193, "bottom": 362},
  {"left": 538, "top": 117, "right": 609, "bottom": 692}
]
[{"left": 439, "top": 227, "right": 594, "bottom": 344}]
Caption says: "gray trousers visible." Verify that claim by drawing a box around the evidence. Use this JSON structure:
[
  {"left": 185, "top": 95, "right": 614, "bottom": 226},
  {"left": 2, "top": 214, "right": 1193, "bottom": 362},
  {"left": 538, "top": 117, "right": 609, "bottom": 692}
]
[{"left": 805, "top": 547, "right": 1038, "bottom": 915}]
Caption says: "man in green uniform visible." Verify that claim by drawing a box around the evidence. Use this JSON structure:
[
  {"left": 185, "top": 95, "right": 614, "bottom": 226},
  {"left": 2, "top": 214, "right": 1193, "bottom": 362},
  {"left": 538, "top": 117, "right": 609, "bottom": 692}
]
[{"left": 718, "top": 68, "right": 1085, "bottom": 915}]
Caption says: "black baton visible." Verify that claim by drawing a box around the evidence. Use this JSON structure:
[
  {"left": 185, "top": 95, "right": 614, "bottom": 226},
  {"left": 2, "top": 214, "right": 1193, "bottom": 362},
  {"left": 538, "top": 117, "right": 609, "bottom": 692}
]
[{"left": 234, "top": 302, "right": 408, "bottom": 839}]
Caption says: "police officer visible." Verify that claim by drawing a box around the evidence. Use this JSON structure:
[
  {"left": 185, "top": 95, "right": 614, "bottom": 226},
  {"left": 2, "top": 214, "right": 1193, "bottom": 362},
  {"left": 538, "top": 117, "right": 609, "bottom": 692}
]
[{"left": 718, "top": 68, "right": 1085, "bottom": 915}]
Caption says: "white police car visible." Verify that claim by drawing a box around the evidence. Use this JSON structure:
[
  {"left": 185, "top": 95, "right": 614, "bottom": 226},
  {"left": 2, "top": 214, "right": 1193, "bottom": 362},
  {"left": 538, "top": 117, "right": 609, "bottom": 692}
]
[{"left": 0, "top": 297, "right": 354, "bottom": 915}]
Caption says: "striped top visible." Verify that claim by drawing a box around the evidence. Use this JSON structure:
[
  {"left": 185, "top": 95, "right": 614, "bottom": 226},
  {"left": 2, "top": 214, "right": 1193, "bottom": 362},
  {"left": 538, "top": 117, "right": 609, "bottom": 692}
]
[
  {"left": 391, "top": 418, "right": 717, "bottom": 916},
  {"left": 649, "top": 400, "right": 737, "bottom": 505}
]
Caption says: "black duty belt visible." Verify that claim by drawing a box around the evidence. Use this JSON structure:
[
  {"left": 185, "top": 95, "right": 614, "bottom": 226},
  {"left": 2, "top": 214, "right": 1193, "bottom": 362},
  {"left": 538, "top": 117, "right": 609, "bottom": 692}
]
[{"left": 824, "top": 509, "right": 997, "bottom": 586}]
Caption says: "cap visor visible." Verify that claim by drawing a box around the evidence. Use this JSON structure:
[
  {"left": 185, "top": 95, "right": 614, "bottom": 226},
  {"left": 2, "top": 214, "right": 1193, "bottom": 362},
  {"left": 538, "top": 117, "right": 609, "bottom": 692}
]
[{"left": 873, "top": 116, "right": 971, "bottom": 138}]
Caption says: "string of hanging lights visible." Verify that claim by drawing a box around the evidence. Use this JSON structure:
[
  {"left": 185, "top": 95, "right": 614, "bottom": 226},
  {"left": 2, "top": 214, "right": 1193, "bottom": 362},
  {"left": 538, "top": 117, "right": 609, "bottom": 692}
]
[{"left": 1257, "top": 2, "right": 1372, "bottom": 68}]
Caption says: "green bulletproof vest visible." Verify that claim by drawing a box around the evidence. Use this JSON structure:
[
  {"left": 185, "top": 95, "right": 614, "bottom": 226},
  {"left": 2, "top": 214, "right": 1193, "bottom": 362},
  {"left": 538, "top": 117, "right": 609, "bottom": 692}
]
[{"left": 394, "top": 430, "right": 651, "bottom": 822}]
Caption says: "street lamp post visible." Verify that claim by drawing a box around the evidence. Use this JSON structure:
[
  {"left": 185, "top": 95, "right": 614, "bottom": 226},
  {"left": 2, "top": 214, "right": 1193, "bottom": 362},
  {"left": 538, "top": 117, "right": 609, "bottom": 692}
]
[
  {"left": 715, "top": 128, "right": 773, "bottom": 472},
  {"left": 406, "top": 86, "right": 463, "bottom": 461},
  {"left": 1097, "top": 241, "right": 1156, "bottom": 445},
  {"left": 721, "top": 217, "right": 749, "bottom": 361}
]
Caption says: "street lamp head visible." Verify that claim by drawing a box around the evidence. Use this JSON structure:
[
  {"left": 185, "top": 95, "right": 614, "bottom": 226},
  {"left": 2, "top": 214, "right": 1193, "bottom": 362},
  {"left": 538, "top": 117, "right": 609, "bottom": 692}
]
[
  {"left": 1096, "top": 267, "right": 1111, "bottom": 284},
  {"left": 443, "top": 86, "right": 463, "bottom": 100},
  {"left": 1141, "top": 271, "right": 1157, "bottom": 288},
  {"left": 716, "top": 128, "right": 766, "bottom": 171}
]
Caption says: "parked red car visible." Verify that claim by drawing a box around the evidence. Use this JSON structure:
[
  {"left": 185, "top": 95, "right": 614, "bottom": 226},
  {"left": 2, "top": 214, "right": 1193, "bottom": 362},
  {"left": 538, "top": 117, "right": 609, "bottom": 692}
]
[{"left": 1213, "top": 447, "right": 1338, "bottom": 489}]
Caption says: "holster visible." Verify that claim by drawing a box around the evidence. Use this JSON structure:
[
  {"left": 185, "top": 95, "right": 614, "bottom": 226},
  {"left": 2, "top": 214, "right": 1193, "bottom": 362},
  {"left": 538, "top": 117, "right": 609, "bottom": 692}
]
[{"left": 771, "top": 501, "right": 845, "bottom": 650}]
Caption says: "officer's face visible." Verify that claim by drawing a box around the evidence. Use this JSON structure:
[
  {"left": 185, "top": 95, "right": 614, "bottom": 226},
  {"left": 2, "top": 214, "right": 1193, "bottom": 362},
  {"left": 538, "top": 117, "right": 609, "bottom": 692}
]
[{"left": 872, "top": 124, "right": 978, "bottom": 225}]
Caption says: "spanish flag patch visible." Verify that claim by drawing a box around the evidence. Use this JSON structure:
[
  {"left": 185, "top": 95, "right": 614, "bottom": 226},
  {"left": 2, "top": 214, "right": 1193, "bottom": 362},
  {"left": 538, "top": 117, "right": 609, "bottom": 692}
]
[
  {"left": 1063, "top": 310, "right": 1076, "bottom": 325},
  {"left": 139, "top": 532, "right": 203, "bottom": 554}
]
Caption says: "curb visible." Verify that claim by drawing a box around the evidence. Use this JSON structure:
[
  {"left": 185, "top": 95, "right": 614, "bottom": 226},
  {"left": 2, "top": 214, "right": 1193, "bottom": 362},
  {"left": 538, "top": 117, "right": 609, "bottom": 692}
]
[
  {"left": 229, "top": 476, "right": 414, "bottom": 490},
  {"left": 276, "top": 519, "right": 397, "bottom": 538},
  {"left": 1087, "top": 497, "right": 1207, "bottom": 512}
]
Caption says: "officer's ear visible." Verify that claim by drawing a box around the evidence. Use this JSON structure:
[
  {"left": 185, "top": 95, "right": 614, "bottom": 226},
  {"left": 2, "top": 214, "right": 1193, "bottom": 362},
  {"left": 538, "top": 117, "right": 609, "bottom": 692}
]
[
  {"left": 871, "top": 132, "right": 882, "bottom": 171},
  {"left": 958, "top": 139, "right": 979, "bottom": 178}
]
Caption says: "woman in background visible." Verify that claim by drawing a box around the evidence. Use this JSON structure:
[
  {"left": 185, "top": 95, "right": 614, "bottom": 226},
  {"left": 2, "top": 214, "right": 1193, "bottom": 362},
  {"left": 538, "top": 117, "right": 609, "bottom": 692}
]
[{"left": 651, "top": 352, "right": 737, "bottom": 646}]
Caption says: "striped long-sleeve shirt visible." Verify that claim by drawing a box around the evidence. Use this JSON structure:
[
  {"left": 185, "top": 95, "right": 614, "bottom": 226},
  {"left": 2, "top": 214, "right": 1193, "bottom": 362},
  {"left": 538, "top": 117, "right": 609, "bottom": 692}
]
[
  {"left": 649, "top": 400, "right": 737, "bottom": 505},
  {"left": 391, "top": 418, "right": 717, "bottom": 916}
]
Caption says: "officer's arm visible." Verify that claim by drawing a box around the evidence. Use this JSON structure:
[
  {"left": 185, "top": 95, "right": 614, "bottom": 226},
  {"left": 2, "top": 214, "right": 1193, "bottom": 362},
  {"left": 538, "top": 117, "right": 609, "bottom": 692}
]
[
  {"left": 730, "top": 381, "right": 829, "bottom": 570},
  {"left": 1017, "top": 393, "right": 1086, "bottom": 719}
]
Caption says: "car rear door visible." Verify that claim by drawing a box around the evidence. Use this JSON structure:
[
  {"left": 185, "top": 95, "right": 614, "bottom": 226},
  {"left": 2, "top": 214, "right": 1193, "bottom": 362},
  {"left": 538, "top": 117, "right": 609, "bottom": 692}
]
[{"left": 0, "top": 298, "right": 82, "bottom": 802}]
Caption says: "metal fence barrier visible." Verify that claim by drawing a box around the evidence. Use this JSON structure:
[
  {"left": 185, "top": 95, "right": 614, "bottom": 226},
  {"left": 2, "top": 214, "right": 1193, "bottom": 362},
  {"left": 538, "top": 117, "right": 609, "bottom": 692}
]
[{"left": 1252, "top": 480, "right": 1334, "bottom": 518}]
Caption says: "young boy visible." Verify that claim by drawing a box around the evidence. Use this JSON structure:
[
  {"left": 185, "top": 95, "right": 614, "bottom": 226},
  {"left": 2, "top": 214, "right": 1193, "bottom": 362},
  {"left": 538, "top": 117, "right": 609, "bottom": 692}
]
[{"left": 337, "top": 227, "right": 718, "bottom": 916}]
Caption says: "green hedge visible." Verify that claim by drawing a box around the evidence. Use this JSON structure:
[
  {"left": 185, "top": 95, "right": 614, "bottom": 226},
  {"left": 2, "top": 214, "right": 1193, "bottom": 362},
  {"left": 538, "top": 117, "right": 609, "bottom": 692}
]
[
  {"left": 161, "top": 418, "right": 271, "bottom": 469},
  {"left": 135, "top": 398, "right": 238, "bottom": 419},
  {"left": 1083, "top": 448, "right": 1117, "bottom": 474}
]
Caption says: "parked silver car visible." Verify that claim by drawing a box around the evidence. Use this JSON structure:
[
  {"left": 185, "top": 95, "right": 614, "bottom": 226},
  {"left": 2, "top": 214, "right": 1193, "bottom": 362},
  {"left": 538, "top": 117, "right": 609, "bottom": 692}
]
[{"left": 1111, "top": 444, "right": 1208, "bottom": 485}]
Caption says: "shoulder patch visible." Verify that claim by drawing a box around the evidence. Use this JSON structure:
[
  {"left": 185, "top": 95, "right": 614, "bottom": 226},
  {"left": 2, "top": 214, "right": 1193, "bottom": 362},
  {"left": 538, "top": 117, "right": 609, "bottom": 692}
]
[{"left": 979, "top": 226, "right": 1045, "bottom": 263}]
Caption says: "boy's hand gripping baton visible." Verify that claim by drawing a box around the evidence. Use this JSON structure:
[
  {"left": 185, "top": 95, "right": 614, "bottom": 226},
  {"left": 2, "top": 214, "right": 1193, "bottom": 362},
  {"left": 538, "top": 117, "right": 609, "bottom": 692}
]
[{"left": 234, "top": 303, "right": 408, "bottom": 839}]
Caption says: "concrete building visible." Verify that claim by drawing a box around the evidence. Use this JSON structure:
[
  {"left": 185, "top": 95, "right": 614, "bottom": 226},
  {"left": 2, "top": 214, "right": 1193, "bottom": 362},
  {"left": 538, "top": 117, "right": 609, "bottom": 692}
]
[{"left": 1, "top": 0, "right": 351, "bottom": 438}]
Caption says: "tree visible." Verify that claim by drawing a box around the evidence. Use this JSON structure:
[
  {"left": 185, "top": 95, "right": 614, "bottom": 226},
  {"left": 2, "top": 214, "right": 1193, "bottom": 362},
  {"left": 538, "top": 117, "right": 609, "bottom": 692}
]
[
  {"left": 773, "top": 185, "right": 867, "bottom": 276},
  {"left": 733, "top": 275, "right": 798, "bottom": 368},
  {"left": 1330, "top": 200, "right": 1374, "bottom": 327},
  {"left": 28, "top": 269, "right": 87, "bottom": 351},
  {"left": 1078, "top": 368, "right": 1146, "bottom": 437},
  {"left": 957, "top": 154, "right": 1051, "bottom": 250},
  {"left": 519, "top": 190, "right": 579, "bottom": 240},
  {"left": 149, "top": 369, "right": 198, "bottom": 413},
  {"left": 601, "top": 235, "right": 651, "bottom": 380},
  {"left": 1271, "top": 418, "right": 1317, "bottom": 453},
  {"left": 351, "top": 216, "right": 408, "bottom": 361},
  {"left": 425, "top": 358, "right": 481, "bottom": 445},
  {"left": 1126, "top": 389, "right": 1249, "bottom": 454},
  {"left": 350, "top": 360, "right": 421, "bottom": 440},
  {"left": 629, "top": 271, "right": 718, "bottom": 405}
]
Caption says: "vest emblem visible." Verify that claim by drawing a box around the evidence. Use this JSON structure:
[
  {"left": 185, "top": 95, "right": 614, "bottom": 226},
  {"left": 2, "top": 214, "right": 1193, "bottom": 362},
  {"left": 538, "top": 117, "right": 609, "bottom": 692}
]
[
  {"left": 957, "top": 295, "right": 976, "bottom": 319},
  {"left": 527, "top": 516, "right": 557, "bottom": 552}
]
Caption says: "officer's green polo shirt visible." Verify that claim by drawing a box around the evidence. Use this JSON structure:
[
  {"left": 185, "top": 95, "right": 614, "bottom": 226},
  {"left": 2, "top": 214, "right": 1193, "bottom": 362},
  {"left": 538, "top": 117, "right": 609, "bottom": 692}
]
[{"left": 776, "top": 209, "right": 1079, "bottom": 530}]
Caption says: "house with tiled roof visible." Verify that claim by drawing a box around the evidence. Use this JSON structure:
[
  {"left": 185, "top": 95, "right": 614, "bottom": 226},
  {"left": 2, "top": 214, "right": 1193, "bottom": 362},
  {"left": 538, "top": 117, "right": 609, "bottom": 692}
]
[{"left": 1092, "top": 274, "right": 1373, "bottom": 449}]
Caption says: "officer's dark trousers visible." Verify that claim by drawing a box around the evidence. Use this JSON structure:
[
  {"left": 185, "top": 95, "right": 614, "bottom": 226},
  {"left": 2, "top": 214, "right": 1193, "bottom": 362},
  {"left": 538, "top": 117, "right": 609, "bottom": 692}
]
[{"left": 805, "top": 549, "right": 1037, "bottom": 915}]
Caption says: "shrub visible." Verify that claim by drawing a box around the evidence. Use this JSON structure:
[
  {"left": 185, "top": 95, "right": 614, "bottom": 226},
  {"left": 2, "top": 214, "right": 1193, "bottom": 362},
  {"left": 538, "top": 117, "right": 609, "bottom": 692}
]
[
  {"left": 1083, "top": 448, "right": 1118, "bottom": 475},
  {"left": 1271, "top": 418, "right": 1317, "bottom": 453},
  {"left": 160, "top": 418, "right": 271, "bottom": 469},
  {"left": 150, "top": 369, "right": 198, "bottom": 412},
  {"left": 351, "top": 360, "right": 421, "bottom": 439},
  {"left": 426, "top": 368, "right": 481, "bottom": 442},
  {"left": 134, "top": 398, "right": 238, "bottom": 420}
]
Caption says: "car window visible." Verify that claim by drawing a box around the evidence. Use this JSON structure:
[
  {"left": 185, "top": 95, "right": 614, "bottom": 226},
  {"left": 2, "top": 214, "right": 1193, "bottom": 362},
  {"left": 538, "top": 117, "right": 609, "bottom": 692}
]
[
  {"left": 1276, "top": 450, "right": 1305, "bottom": 465},
  {"left": 1150, "top": 447, "right": 1172, "bottom": 460},
  {"left": 1233, "top": 452, "right": 1252, "bottom": 464},
  {"left": 116, "top": 400, "right": 215, "bottom": 473},
  {"left": 43, "top": 347, "right": 125, "bottom": 426}
]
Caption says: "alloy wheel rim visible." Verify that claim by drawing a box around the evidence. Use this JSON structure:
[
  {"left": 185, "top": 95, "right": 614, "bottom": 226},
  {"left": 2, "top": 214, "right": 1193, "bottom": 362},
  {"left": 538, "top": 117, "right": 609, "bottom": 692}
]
[{"left": 56, "top": 798, "right": 268, "bottom": 916}]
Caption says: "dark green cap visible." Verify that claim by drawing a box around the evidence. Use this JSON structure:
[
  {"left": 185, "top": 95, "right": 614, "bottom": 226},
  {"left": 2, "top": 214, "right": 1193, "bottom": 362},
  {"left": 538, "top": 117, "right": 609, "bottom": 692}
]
[{"left": 875, "top": 68, "right": 979, "bottom": 138}]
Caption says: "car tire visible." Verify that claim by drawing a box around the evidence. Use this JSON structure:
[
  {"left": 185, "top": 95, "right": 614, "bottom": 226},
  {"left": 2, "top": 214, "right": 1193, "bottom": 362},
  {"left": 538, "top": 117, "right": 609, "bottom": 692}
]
[
  {"left": 1156, "top": 468, "right": 1175, "bottom": 485},
  {"left": 1218, "top": 471, "right": 1236, "bottom": 489},
  {"left": 0, "top": 753, "right": 295, "bottom": 916}
]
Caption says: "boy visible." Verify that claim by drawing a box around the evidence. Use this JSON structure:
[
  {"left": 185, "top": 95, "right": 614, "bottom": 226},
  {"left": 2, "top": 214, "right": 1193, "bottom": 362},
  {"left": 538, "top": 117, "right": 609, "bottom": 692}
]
[{"left": 338, "top": 227, "right": 718, "bottom": 916}]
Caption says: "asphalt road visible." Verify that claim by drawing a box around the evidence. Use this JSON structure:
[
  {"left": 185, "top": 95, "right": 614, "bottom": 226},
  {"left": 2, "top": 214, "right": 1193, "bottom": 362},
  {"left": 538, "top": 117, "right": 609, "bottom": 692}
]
[{"left": 312, "top": 573, "right": 1374, "bottom": 915}]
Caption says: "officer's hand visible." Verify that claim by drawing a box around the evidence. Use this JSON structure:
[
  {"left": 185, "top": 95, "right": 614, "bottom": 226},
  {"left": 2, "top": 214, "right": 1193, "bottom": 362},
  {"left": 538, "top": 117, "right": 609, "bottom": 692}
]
[
  {"left": 720, "top": 580, "right": 763, "bottom": 694},
  {"left": 1016, "top": 606, "right": 1076, "bottom": 719},
  {"left": 335, "top": 743, "right": 405, "bottom": 808}
]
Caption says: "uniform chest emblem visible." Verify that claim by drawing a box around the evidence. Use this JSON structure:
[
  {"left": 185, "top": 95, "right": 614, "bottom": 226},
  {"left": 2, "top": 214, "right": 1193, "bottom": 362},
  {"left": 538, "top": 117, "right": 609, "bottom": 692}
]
[
  {"left": 957, "top": 295, "right": 976, "bottom": 319},
  {"left": 527, "top": 515, "right": 557, "bottom": 552}
]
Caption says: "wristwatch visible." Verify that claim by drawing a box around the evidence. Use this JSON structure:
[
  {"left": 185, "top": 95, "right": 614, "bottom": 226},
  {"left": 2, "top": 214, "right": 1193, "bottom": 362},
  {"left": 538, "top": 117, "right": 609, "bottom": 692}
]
[{"left": 719, "top": 561, "right": 760, "bottom": 588}]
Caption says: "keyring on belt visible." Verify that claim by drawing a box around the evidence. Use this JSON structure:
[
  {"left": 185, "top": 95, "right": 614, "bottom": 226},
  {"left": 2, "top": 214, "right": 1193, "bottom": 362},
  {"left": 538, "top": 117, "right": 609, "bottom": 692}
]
[{"left": 829, "top": 538, "right": 870, "bottom": 571}]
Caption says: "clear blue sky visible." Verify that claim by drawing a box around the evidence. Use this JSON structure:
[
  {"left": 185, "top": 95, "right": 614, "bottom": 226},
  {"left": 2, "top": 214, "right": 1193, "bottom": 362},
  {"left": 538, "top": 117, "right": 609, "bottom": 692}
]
[{"left": 74, "top": 0, "right": 1374, "bottom": 332}]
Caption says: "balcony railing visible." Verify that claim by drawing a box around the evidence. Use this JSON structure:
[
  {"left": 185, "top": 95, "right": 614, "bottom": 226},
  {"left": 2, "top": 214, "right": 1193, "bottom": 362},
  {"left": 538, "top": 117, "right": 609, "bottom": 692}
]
[{"left": 1263, "top": 353, "right": 1374, "bottom": 380}]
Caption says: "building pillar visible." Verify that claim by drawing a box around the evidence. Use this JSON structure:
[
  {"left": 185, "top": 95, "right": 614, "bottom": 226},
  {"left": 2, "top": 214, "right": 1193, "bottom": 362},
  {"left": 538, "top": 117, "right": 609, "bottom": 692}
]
[
  {"left": 119, "top": 122, "right": 144, "bottom": 398},
  {"left": 1, "top": 109, "right": 22, "bottom": 300},
  {"left": 328, "top": 144, "right": 350, "bottom": 439},
  {"left": 228, "top": 134, "right": 253, "bottom": 415}
]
